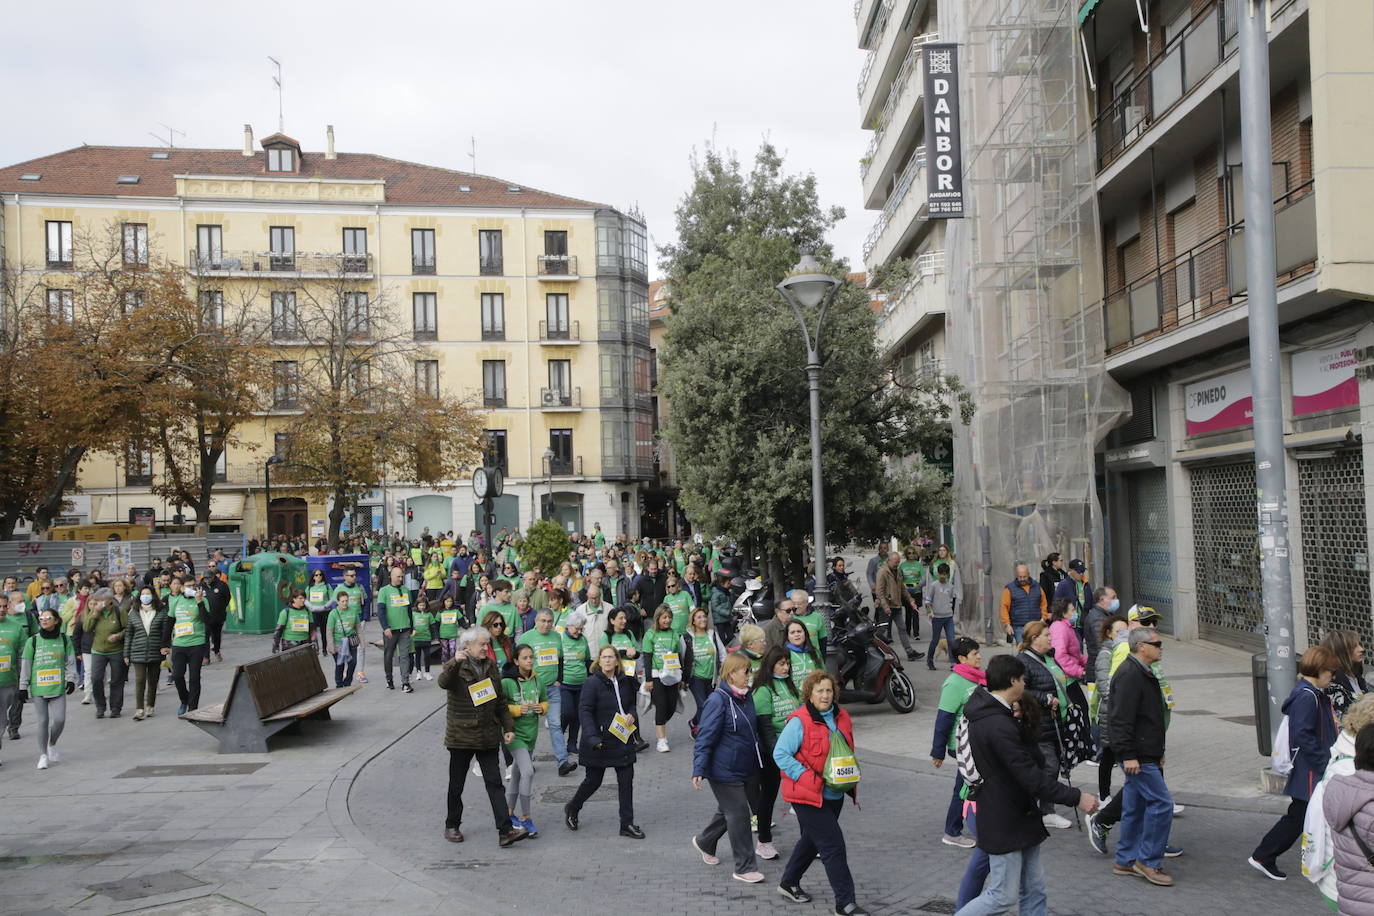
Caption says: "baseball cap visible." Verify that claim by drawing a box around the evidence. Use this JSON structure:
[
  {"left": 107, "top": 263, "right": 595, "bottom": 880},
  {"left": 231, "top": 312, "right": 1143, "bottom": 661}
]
[
  {"left": 1128, "top": 604, "right": 1161, "bottom": 624},
  {"left": 1068, "top": 559, "right": 1086, "bottom": 573}
]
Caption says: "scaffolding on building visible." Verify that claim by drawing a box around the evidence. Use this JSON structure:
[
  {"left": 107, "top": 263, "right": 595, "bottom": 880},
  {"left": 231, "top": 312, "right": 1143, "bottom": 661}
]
[{"left": 944, "top": 0, "right": 1129, "bottom": 638}]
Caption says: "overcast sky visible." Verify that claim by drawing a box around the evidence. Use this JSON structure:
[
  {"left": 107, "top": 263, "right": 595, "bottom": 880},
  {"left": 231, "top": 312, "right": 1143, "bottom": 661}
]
[{"left": 1, "top": 0, "right": 873, "bottom": 278}]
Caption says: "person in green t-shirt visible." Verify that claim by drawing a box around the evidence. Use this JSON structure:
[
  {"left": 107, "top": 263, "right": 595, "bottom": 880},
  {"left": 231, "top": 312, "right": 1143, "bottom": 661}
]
[
  {"left": 306, "top": 569, "right": 333, "bottom": 658},
  {"left": 375, "top": 566, "right": 414, "bottom": 693},
  {"left": 19, "top": 607, "right": 76, "bottom": 768},
  {"left": 502, "top": 644, "right": 548, "bottom": 836},
  {"left": 663, "top": 573, "right": 693, "bottom": 641},
  {"left": 641, "top": 606, "right": 681, "bottom": 752},
  {"left": 559, "top": 609, "right": 592, "bottom": 759},
  {"left": 516, "top": 609, "right": 573, "bottom": 774},
  {"left": 783, "top": 619, "right": 823, "bottom": 694},
  {"left": 325, "top": 591, "right": 361, "bottom": 687},
  {"left": 168, "top": 576, "right": 209, "bottom": 714},
  {"left": 790, "top": 589, "right": 831, "bottom": 660},
  {"left": 436, "top": 593, "right": 463, "bottom": 663},
  {"left": 751, "top": 644, "right": 801, "bottom": 855},
  {"left": 486, "top": 580, "right": 519, "bottom": 637},
  {"left": 606, "top": 607, "right": 639, "bottom": 678},
  {"left": 84, "top": 587, "right": 129, "bottom": 719},
  {"left": 682, "top": 607, "right": 725, "bottom": 735},
  {"left": 274, "top": 590, "right": 316, "bottom": 653},
  {"left": 0, "top": 593, "right": 31, "bottom": 741},
  {"left": 900, "top": 547, "right": 926, "bottom": 642},
  {"left": 411, "top": 596, "right": 436, "bottom": 682}
]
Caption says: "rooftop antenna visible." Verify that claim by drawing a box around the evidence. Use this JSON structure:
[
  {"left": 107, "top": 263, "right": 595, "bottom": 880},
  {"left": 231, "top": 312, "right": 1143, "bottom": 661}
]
[
  {"left": 268, "top": 56, "right": 284, "bottom": 132},
  {"left": 147, "top": 123, "right": 185, "bottom": 148},
  {"left": 467, "top": 135, "right": 477, "bottom": 175}
]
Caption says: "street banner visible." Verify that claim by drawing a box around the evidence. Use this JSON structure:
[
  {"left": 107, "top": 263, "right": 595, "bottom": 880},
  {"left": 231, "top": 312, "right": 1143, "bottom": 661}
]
[
  {"left": 1292, "top": 338, "right": 1358, "bottom": 416},
  {"left": 1185, "top": 367, "right": 1253, "bottom": 436},
  {"left": 923, "top": 43, "right": 965, "bottom": 218}
]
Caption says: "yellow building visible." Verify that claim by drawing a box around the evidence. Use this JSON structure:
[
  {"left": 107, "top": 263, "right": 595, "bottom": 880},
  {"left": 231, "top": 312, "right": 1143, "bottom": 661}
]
[{"left": 0, "top": 125, "right": 655, "bottom": 539}]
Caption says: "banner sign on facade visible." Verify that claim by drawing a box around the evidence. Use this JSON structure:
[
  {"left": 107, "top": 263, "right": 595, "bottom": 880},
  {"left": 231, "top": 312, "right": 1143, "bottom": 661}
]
[
  {"left": 923, "top": 43, "right": 964, "bottom": 219},
  {"left": 1292, "top": 338, "right": 1358, "bottom": 416},
  {"left": 1185, "top": 367, "right": 1253, "bottom": 436}
]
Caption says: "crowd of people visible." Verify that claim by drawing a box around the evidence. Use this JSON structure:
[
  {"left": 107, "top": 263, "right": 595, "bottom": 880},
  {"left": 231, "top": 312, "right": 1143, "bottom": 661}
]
[{"left": 4, "top": 530, "right": 1373, "bottom": 914}]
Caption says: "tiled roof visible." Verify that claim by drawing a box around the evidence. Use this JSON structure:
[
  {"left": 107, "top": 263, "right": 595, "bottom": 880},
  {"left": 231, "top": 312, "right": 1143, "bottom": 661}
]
[
  {"left": 648, "top": 279, "right": 671, "bottom": 319},
  {"left": 0, "top": 144, "right": 607, "bottom": 209}
]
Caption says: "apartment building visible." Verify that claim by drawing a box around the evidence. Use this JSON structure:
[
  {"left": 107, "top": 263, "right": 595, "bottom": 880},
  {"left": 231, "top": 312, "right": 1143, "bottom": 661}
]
[
  {"left": 643, "top": 280, "right": 686, "bottom": 538},
  {"left": 0, "top": 125, "right": 655, "bottom": 539},
  {"left": 1086, "top": 0, "right": 1374, "bottom": 651}
]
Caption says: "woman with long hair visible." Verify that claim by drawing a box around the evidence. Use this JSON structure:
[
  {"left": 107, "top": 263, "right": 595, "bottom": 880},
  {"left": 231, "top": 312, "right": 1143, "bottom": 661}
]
[
  {"left": 642, "top": 605, "right": 682, "bottom": 752},
  {"left": 750, "top": 644, "right": 800, "bottom": 862},
  {"left": 1018, "top": 619, "right": 1074, "bottom": 829},
  {"left": 682, "top": 607, "right": 727, "bottom": 735},
  {"left": 481, "top": 610, "right": 515, "bottom": 672},
  {"left": 1321, "top": 630, "right": 1368, "bottom": 719},
  {"left": 784, "top": 620, "right": 824, "bottom": 693}
]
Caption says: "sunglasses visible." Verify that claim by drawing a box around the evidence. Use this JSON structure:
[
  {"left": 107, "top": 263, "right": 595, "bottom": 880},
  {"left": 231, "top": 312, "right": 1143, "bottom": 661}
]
[{"left": 1143, "top": 640, "right": 1163, "bottom": 648}]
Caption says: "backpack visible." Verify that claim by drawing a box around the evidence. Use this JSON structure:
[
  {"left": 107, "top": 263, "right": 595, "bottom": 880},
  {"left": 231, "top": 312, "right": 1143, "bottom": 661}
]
[
  {"left": 1272, "top": 715, "right": 1295, "bottom": 775},
  {"left": 955, "top": 713, "right": 982, "bottom": 794}
]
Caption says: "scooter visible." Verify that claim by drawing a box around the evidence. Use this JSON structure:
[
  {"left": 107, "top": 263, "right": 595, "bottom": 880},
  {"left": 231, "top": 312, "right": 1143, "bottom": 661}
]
[{"left": 825, "top": 599, "right": 917, "bottom": 714}]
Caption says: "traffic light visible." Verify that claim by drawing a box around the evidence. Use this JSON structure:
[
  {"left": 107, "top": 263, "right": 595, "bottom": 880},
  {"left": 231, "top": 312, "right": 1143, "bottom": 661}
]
[{"left": 406, "top": 507, "right": 414, "bottom": 522}]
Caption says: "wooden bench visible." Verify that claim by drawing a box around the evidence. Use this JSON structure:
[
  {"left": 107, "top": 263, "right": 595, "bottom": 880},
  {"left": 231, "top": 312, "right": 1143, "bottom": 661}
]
[{"left": 180, "top": 644, "right": 361, "bottom": 753}]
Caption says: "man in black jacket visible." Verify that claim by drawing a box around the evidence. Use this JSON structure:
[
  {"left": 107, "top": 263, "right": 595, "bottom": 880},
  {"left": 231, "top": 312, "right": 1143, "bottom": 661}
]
[
  {"left": 1106, "top": 627, "right": 1174, "bottom": 886},
  {"left": 955, "top": 655, "right": 1097, "bottom": 915},
  {"left": 200, "top": 573, "right": 231, "bottom": 663},
  {"left": 633, "top": 556, "right": 667, "bottom": 615}
]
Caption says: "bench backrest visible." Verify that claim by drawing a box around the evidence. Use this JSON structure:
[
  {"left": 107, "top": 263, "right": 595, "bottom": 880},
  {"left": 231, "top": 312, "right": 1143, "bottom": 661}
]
[{"left": 241, "top": 645, "right": 328, "bottom": 718}]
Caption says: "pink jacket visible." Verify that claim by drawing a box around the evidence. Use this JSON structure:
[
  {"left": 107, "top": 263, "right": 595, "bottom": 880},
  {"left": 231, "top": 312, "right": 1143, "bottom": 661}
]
[{"left": 1049, "top": 619, "right": 1087, "bottom": 679}]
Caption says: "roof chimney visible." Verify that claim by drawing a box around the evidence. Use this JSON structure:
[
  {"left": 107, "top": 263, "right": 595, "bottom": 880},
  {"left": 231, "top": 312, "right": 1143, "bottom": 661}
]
[
  {"left": 242, "top": 124, "right": 254, "bottom": 157},
  {"left": 326, "top": 125, "right": 336, "bottom": 160}
]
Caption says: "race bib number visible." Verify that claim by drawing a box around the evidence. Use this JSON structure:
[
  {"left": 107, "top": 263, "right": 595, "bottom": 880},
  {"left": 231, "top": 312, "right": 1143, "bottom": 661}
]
[
  {"left": 35, "top": 668, "right": 61, "bottom": 687},
  {"left": 174, "top": 621, "right": 194, "bottom": 637},
  {"left": 441, "top": 611, "right": 458, "bottom": 625},
  {"left": 468, "top": 678, "right": 497, "bottom": 706},
  {"left": 608, "top": 712, "right": 633, "bottom": 743},
  {"left": 309, "top": 587, "right": 326, "bottom": 603},
  {"left": 554, "top": 625, "right": 566, "bottom": 634},
  {"left": 291, "top": 618, "right": 309, "bottom": 632},
  {"left": 827, "top": 755, "right": 860, "bottom": 787},
  {"left": 1161, "top": 682, "right": 1175, "bottom": 710},
  {"left": 0, "top": 655, "right": 9, "bottom": 672},
  {"left": 390, "top": 594, "right": 408, "bottom": 607},
  {"left": 621, "top": 658, "right": 637, "bottom": 676},
  {"left": 661, "top": 652, "right": 681, "bottom": 672},
  {"left": 536, "top": 646, "right": 560, "bottom": 667}
]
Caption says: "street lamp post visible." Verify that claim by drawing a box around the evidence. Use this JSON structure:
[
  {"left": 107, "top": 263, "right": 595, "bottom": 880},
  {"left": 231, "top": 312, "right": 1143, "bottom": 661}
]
[
  {"left": 542, "top": 447, "right": 555, "bottom": 522},
  {"left": 775, "top": 252, "right": 843, "bottom": 612},
  {"left": 264, "top": 455, "right": 284, "bottom": 538}
]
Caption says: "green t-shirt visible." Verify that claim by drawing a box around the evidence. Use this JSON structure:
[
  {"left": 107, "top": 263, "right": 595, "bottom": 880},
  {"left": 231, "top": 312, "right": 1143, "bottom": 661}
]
[
  {"left": 641, "top": 629, "right": 679, "bottom": 675},
  {"left": 437, "top": 605, "right": 462, "bottom": 639},
  {"left": 326, "top": 606, "right": 360, "bottom": 647},
  {"left": 664, "top": 590, "right": 693, "bottom": 638},
  {"left": 377, "top": 585, "right": 412, "bottom": 630},
  {"left": 503, "top": 675, "right": 546, "bottom": 750},
  {"left": 795, "top": 610, "right": 830, "bottom": 645},
  {"left": 169, "top": 595, "right": 206, "bottom": 648},
  {"left": 787, "top": 646, "right": 820, "bottom": 692},
  {"left": 411, "top": 610, "right": 434, "bottom": 643},
  {"left": 593, "top": 531, "right": 606, "bottom": 548},
  {"left": 23, "top": 632, "right": 73, "bottom": 697},
  {"left": 307, "top": 584, "right": 331, "bottom": 610},
  {"left": 0, "top": 616, "right": 27, "bottom": 688},
  {"left": 276, "top": 605, "right": 313, "bottom": 643},
  {"left": 516, "top": 629, "right": 563, "bottom": 689},
  {"left": 560, "top": 632, "right": 590, "bottom": 687},
  {"left": 488, "top": 601, "right": 518, "bottom": 636},
  {"left": 332, "top": 583, "right": 364, "bottom": 617},
  {"left": 689, "top": 631, "right": 717, "bottom": 680},
  {"left": 900, "top": 560, "right": 925, "bottom": 589},
  {"left": 753, "top": 677, "right": 801, "bottom": 735},
  {"left": 610, "top": 632, "right": 638, "bottom": 676}
]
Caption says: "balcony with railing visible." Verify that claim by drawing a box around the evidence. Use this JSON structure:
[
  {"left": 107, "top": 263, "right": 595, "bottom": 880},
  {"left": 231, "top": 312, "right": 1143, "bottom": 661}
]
[
  {"left": 862, "top": 148, "right": 928, "bottom": 267},
  {"left": 1102, "top": 182, "right": 1316, "bottom": 355},
  {"left": 861, "top": 33, "right": 939, "bottom": 207},
  {"left": 855, "top": 0, "right": 891, "bottom": 49},
  {"left": 539, "top": 386, "right": 582, "bottom": 410},
  {"left": 412, "top": 256, "right": 436, "bottom": 275},
  {"left": 875, "top": 250, "right": 946, "bottom": 358},
  {"left": 538, "top": 319, "right": 581, "bottom": 344},
  {"left": 546, "top": 455, "right": 583, "bottom": 477},
  {"left": 188, "top": 249, "right": 374, "bottom": 277},
  {"left": 856, "top": 1, "right": 917, "bottom": 127},
  {"left": 537, "top": 255, "right": 579, "bottom": 279}
]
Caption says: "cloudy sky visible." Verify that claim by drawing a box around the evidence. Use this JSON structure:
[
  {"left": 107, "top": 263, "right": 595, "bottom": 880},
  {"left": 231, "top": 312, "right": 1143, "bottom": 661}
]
[{"left": 1, "top": 0, "right": 874, "bottom": 277}]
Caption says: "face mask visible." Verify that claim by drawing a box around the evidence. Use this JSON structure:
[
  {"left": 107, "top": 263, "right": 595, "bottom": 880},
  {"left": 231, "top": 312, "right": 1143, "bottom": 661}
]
[
  {"left": 1108, "top": 598, "right": 1120, "bottom": 612},
  {"left": 140, "top": 594, "right": 153, "bottom": 605},
  {"left": 184, "top": 587, "right": 197, "bottom": 598},
  {"left": 14, "top": 603, "right": 24, "bottom": 613}
]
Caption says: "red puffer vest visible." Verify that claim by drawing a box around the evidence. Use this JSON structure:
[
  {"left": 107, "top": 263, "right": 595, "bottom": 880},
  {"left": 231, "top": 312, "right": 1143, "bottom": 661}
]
[{"left": 779, "top": 703, "right": 856, "bottom": 808}]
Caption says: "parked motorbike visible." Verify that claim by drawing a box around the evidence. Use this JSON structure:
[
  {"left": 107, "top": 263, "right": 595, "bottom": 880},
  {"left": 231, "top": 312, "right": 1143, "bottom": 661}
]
[{"left": 825, "top": 599, "right": 916, "bottom": 714}]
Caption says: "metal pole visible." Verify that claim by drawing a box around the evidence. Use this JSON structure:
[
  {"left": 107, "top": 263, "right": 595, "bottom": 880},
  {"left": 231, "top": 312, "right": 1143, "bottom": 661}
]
[
  {"left": 805, "top": 355, "right": 830, "bottom": 611},
  {"left": 1238, "top": 0, "right": 1296, "bottom": 728},
  {"left": 264, "top": 461, "right": 273, "bottom": 539},
  {"left": 482, "top": 494, "right": 494, "bottom": 559}
]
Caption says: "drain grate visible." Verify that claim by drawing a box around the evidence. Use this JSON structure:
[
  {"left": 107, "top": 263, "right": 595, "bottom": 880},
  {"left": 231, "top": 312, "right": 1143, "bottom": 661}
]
[
  {"left": 117, "top": 763, "right": 268, "bottom": 779},
  {"left": 917, "top": 898, "right": 958, "bottom": 914},
  {"left": 86, "top": 870, "right": 207, "bottom": 901}
]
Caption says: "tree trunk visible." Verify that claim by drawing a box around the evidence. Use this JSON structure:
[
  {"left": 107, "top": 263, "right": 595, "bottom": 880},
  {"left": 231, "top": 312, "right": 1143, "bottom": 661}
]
[
  {"left": 32, "top": 445, "right": 86, "bottom": 533},
  {"left": 327, "top": 486, "right": 348, "bottom": 549},
  {"left": 0, "top": 511, "right": 19, "bottom": 541},
  {"left": 785, "top": 533, "right": 806, "bottom": 590},
  {"left": 767, "top": 550, "right": 787, "bottom": 600}
]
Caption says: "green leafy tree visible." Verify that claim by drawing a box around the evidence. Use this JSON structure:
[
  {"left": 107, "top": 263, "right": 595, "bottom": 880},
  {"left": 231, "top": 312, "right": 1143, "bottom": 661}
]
[
  {"left": 659, "top": 143, "right": 969, "bottom": 584},
  {"left": 520, "top": 519, "right": 572, "bottom": 577}
]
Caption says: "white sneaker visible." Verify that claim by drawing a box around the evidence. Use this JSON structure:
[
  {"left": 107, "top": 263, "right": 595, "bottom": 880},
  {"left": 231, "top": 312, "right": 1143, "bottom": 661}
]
[
  {"left": 471, "top": 761, "right": 481, "bottom": 777},
  {"left": 755, "top": 841, "right": 779, "bottom": 860},
  {"left": 36, "top": 754, "right": 48, "bottom": 770},
  {"left": 1173, "top": 803, "right": 1185, "bottom": 816},
  {"left": 46, "top": 745, "right": 60, "bottom": 763},
  {"left": 132, "top": 709, "right": 145, "bottom": 721},
  {"left": 656, "top": 738, "right": 670, "bottom": 753},
  {"left": 425, "top": 671, "right": 434, "bottom": 681},
  {"left": 1043, "top": 813, "right": 1072, "bottom": 829}
]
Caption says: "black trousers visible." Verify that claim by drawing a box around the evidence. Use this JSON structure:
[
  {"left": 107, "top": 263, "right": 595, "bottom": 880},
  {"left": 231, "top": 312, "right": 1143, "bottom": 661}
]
[
  {"left": 207, "top": 616, "right": 225, "bottom": 654},
  {"left": 1252, "top": 797, "right": 1307, "bottom": 864},
  {"left": 747, "top": 761, "right": 783, "bottom": 843},
  {"left": 569, "top": 763, "right": 635, "bottom": 827},
  {"left": 446, "top": 746, "right": 509, "bottom": 834},
  {"left": 650, "top": 680, "right": 676, "bottom": 727},
  {"left": 171, "top": 645, "right": 203, "bottom": 710}
]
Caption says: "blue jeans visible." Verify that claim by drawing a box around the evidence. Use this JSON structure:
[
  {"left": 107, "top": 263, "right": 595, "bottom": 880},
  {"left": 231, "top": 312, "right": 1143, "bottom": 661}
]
[
  {"left": 545, "top": 684, "right": 568, "bottom": 764},
  {"left": 1115, "top": 762, "right": 1173, "bottom": 868},
  {"left": 945, "top": 772, "right": 966, "bottom": 836},
  {"left": 929, "top": 616, "right": 957, "bottom": 668},
  {"left": 954, "top": 841, "right": 1046, "bottom": 916},
  {"left": 957, "top": 804, "right": 990, "bottom": 909}
]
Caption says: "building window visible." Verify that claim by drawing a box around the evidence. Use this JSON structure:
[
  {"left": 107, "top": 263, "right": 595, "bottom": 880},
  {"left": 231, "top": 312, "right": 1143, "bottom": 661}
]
[
  {"left": 195, "top": 224, "right": 222, "bottom": 268},
  {"left": 479, "top": 230, "right": 503, "bottom": 275},
  {"left": 46, "top": 288, "right": 74, "bottom": 323},
  {"left": 412, "top": 229, "right": 436, "bottom": 274},
  {"left": 122, "top": 223, "right": 149, "bottom": 266},
  {"left": 199, "top": 290, "right": 224, "bottom": 329},
  {"left": 122, "top": 290, "right": 144, "bottom": 312},
  {"left": 649, "top": 347, "right": 658, "bottom": 390},
  {"left": 342, "top": 227, "right": 368, "bottom": 271},
  {"left": 544, "top": 230, "right": 568, "bottom": 257},
  {"left": 271, "top": 291, "right": 299, "bottom": 339},
  {"left": 597, "top": 224, "right": 620, "bottom": 270},
  {"left": 46, "top": 220, "right": 73, "bottom": 268},
  {"left": 546, "top": 293, "right": 569, "bottom": 338},
  {"left": 344, "top": 291, "right": 369, "bottom": 338},
  {"left": 413, "top": 292, "right": 437, "bottom": 338},
  {"left": 125, "top": 443, "right": 153, "bottom": 486},
  {"left": 548, "top": 359, "right": 572, "bottom": 402},
  {"left": 482, "top": 360, "right": 506, "bottom": 407},
  {"left": 415, "top": 359, "right": 439, "bottom": 397},
  {"left": 272, "top": 361, "right": 300, "bottom": 408},
  {"left": 351, "top": 359, "right": 371, "bottom": 405},
  {"left": 549, "top": 429, "right": 573, "bottom": 475},
  {"left": 267, "top": 147, "right": 295, "bottom": 172},
  {"left": 623, "top": 222, "right": 648, "bottom": 275},
  {"left": 483, "top": 429, "right": 509, "bottom": 474},
  {"left": 269, "top": 226, "right": 295, "bottom": 270},
  {"left": 481, "top": 293, "right": 505, "bottom": 340},
  {"left": 273, "top": 431, "right": 294, "bottom": 459},
  {"left": 213, "top": 450, "right": 227, "bottom": 483}
]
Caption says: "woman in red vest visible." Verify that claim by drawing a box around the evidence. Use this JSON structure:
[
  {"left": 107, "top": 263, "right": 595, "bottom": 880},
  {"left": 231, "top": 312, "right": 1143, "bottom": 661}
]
[{"left": 772, "top": 669, "right": 868, "bottom": 916}]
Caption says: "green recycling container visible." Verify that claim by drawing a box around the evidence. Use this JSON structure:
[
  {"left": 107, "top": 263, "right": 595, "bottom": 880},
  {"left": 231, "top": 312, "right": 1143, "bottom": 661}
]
[{"left": 226, "top": 552, "right": 309, "bottom": 634}]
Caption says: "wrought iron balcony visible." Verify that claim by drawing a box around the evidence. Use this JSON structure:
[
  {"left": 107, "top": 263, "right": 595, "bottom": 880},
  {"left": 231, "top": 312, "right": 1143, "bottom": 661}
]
[
  {"left": 538, "top": 319, "right": 581, "bottom": 343},
  {"left": 537, "top": 255, "right": 578, "bottom": 278},
  {"left": 540, "top": 387, "right": 581, "bottom": 409},
  {"left": 188, "top": 249, "right": 374, "bottom": 276}
]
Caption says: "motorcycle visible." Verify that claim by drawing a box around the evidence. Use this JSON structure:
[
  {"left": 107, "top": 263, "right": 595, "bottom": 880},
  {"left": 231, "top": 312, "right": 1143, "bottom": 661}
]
[{"left": 825, "top": 595, "right": 917, "bottom": 714}]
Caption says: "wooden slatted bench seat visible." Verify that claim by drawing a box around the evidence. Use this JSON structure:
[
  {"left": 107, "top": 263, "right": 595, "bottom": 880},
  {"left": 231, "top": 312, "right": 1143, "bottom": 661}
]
[{"left": 180, "top": 644, "right": 361, "bottom": 753}]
